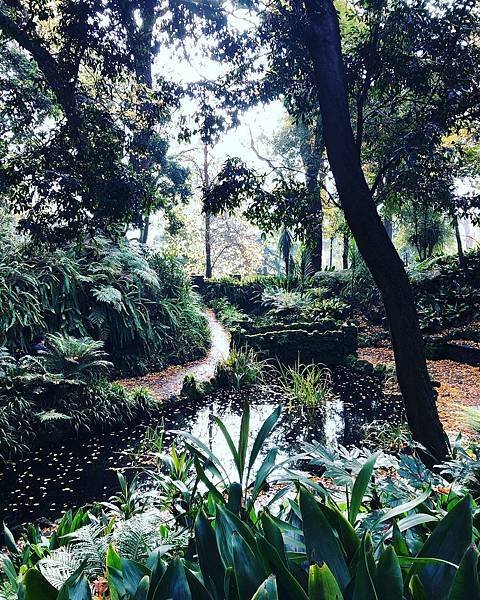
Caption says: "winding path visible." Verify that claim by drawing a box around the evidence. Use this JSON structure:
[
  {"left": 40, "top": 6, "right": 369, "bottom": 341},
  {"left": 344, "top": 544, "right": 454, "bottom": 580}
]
[{"left": 119, "top": 309, "right": 230, "bottom": 399}]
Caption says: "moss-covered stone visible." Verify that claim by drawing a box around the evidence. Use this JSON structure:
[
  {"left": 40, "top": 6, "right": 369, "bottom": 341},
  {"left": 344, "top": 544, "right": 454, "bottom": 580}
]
[{"left": 232, "top": 321, "right": 357, "bottom": 365}]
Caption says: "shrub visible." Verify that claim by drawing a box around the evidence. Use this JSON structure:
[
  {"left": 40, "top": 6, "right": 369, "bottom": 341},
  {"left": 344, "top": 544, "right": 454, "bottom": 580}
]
[
  {"left": 215, "top": 345, "right": 265, "bottom": 389},
  {"left": 0, "top": 337, "right": 155, "bottom": 460},
  {"left": 5, "top": 406, "right": 480, "bottom": 599},
  {"left": 0, "top": 226, "right": 210, "bottom": 376},
  {"left": 208, "top": 298, "right": 248, "bottom": 328}
]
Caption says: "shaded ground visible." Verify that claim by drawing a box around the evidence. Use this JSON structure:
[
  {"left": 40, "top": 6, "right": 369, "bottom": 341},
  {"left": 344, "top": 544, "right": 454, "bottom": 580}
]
[
  {"left": 359, "top": 347, "right": 480, "bottom": 436},
  {"left": 120, "top": 309, "right": 230, "bottom": 399}
]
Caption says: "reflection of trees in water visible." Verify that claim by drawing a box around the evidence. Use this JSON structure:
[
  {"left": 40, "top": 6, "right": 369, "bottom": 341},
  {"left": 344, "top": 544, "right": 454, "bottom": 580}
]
[{"left": 0, "top": 368, "right": 401, "bottom": 527}]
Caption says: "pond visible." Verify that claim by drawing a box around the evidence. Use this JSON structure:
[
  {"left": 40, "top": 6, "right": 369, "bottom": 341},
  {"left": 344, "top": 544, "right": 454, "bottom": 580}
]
[{"left": 0, "top": 365, "right": 397, "bottom": 528}]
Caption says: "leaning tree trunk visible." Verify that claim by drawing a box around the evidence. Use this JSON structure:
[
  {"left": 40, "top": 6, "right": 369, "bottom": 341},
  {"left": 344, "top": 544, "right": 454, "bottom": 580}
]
[{"left": 301, "top": 0, "right": 449, "bottom": 463}]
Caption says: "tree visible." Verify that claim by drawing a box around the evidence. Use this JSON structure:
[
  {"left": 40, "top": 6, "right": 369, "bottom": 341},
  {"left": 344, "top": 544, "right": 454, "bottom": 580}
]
[
  {"left": 296, "top": 0, "right": 450, "bottom": 462},
  {"left": 203, "top": 0, "right": 480, "bottom": 461},
  {"left": 0, "top": 0, "right": 217, "bottom": 242}
]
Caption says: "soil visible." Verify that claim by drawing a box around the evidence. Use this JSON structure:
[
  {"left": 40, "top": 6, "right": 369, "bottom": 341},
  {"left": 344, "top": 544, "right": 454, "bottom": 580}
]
[{"left": 359, "top": 347, "right": 480, "bottom": 437}]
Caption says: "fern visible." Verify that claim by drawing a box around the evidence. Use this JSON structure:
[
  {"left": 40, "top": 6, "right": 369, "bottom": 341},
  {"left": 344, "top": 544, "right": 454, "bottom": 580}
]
[
  {"left": 36, "top": 410, "right": 72, "bottom": 423},
  {"left": 92, "top": 286, "right": 124, "bottom": 310},
  {"left": 60, "top": 523, "right": 110, "bottom": 577},
  {"left": 113, "top": 511, "right": 166, "bottom": 562},
  {"left": 39, "top": 548, "right": 80, "bottom": 589}
]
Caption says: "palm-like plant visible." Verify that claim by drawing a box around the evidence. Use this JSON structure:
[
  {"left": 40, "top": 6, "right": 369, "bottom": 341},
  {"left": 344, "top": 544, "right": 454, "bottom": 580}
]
[{"left": 41, "top": 334, "right": 112, "bottom": 384}]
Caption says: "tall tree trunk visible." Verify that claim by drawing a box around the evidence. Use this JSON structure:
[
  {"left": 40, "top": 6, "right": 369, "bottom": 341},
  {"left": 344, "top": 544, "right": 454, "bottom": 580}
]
[
  {"left": 127, "top": 1, "right": 157, "bottom": 232},
  {"left": 299, "top": 116, "right": 324, "bottom": 273},
  {"left": 453, "top": 216, "right": 466, "bottom": 270},
  {"left": 342, "top": 231, "right": 349, "bottom": 269},
  {"left": 310, "top": 223, "right": 323, "bottom": 272},
  {"left": 204, "top": 144, "right": 213, "bottom": 278},
  {"left": 301, "top": 0, "right": 449, "bottom": 463},
  {"left": 329, "top": 237, "right": 334, "bottom": 268},
  {"left": 141, "top": 216, "right": 150, "bottom": 244},
  {"left": 205, "top": 212, "right": 213, "bottom": 278}
]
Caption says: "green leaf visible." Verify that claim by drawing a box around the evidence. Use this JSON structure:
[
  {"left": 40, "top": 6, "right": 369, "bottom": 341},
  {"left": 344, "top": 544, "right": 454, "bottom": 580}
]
[
  {"left": 238, "top": 401, "right": 250, "bottom": 478},
  {"left": 232, "top": 531, "right": 267, "bottom": 599},
  {"left": 172, "top": 430, "right": 228, "bottom": 480},
  {"left": 378, "top": 488, "right": 432, "bottom": 524},
  {"left": 3, "top": 523, "right": 19, "bottom": 555},
  {"left": 184, "top": 569, "right": 214, "bottom": 600},
  {"left": 57, "top": 566, "right": 92, "bottom": 600},
  {"left": 152, "top": 558, "right": 191, "bottom": 600},
  {"left": 107, "top": 567, "right": 126, "bottom": 600},
  {"left": 224, "top": 566, "right": 239, "bottom": 600},
  {"left": 214, "top": 416, "right": 242, "bottom": 481},
  {"left": 391, "top": 521, "right": 409, "bottom": 556},
  {"left": 321, "top": 504, "right": 359, "bottom": 561},
  {"left": 415, "top": 495, "right": 473, "bottom": 599},
  {"left": 373, "top": 546, "right": 402, "bottom": 600},
  {"left": 107, "top": 544, "right": 123, "bottom": 600},
  {"left": 134, "top": 576, "right": 150, "bottom": 600},
  {"left": 256, "top": 535, "right": 309, "bottom": 600},
  {"left": 261, "top": 513, "right": 288, "bottom": 566},
  {"left": 252, "top": 576, "right": 279, "bottom": 599},
  {"left": 1, "top": 555, "right": 18, "bottom": 590},
  {"left": 193, "top": 456, "right": 225, "bottom": 503},
  {"left": 348, "top": 454, "right": 377, "bottom": 525},
  {"left": 247, "top": 406, "right": 282, "bottom": 478},
  {"left": 352, "top": 534, "right": 377, "bottom": 600},
  {"left": 195, "top": 510, "right": 225, "bottom": 599},
  {"left": 409, "top": 575, "right": 427, "bottom": 600},
  {"left": 215, "top": 505, "right": 257, "bottom": 569},
  {"left": 22, "top": 569, "right": 57, "bottom": 600},
  {"left": 249, "top": 448, "right": 278, "bottom": 509},
  {"left": 146, "top": 548, "right": 167, "bottom": 600},
  {"left": 448, "top": 545, "right": 480, "bottom": 599},
  {"left": 227, "top": 482, "right": 243, "bottom": 515},
  {"left": 298, "top": 487, "right": 350, "bottom": 591},
  {"left": 121, "top": 558, "right": 149, "bottom": 596},
  {"left": 308, "top": 563, "right": 343, "bottom": 599}
]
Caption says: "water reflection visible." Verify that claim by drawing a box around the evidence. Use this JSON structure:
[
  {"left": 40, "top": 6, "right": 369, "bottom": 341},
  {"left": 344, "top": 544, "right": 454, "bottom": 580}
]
[{"left": 0, "top": 366, "right": 395, "bottom": 528}]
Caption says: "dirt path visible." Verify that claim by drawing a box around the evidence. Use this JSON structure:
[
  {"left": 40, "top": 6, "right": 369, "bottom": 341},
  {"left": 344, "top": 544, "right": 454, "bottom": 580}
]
[
  {"left": 359, "top": 347, "right": 480, "bottom": 435},
  {"left": 120, "top": 309, "right": 230, "bottom": 400}
]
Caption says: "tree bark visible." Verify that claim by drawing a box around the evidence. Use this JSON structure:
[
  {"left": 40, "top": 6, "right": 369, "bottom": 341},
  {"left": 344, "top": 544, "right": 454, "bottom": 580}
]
[
  {"left": 342, "top": 231, "right": 349, "bottom": 269},
  {"left": 299, "top": 115, "right": 324, "bottom": 273},
  {"left": 204, "top": 144, "right": 213, "bottom": 278},
  {"left": 301, "top": 0, "right": 449, "bottom": 463},
  {"left": 0, "top": 6, "right": 75, "bottom": 117},
  {"left": 453, "top": 216, "right": 466, "bottom": 270},
  {"left": 126, "top": 0, "right": 157, "bottom": 236},
  {"left": 141, "top": 216, "right": 150, "bottom": 244}
]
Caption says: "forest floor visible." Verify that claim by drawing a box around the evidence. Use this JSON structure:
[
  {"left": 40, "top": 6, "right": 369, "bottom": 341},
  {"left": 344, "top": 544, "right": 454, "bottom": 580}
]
[
  {"left": 359, "top": 347, "right": 480, "bottom": 436},
  {"left": 120, "top": 309, "right": 230, "bottom": 400}
]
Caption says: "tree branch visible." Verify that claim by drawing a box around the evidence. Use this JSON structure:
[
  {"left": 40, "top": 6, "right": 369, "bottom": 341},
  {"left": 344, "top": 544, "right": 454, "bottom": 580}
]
[{"left": 0, "top": 3, "right": 74, "bottom": 115}]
